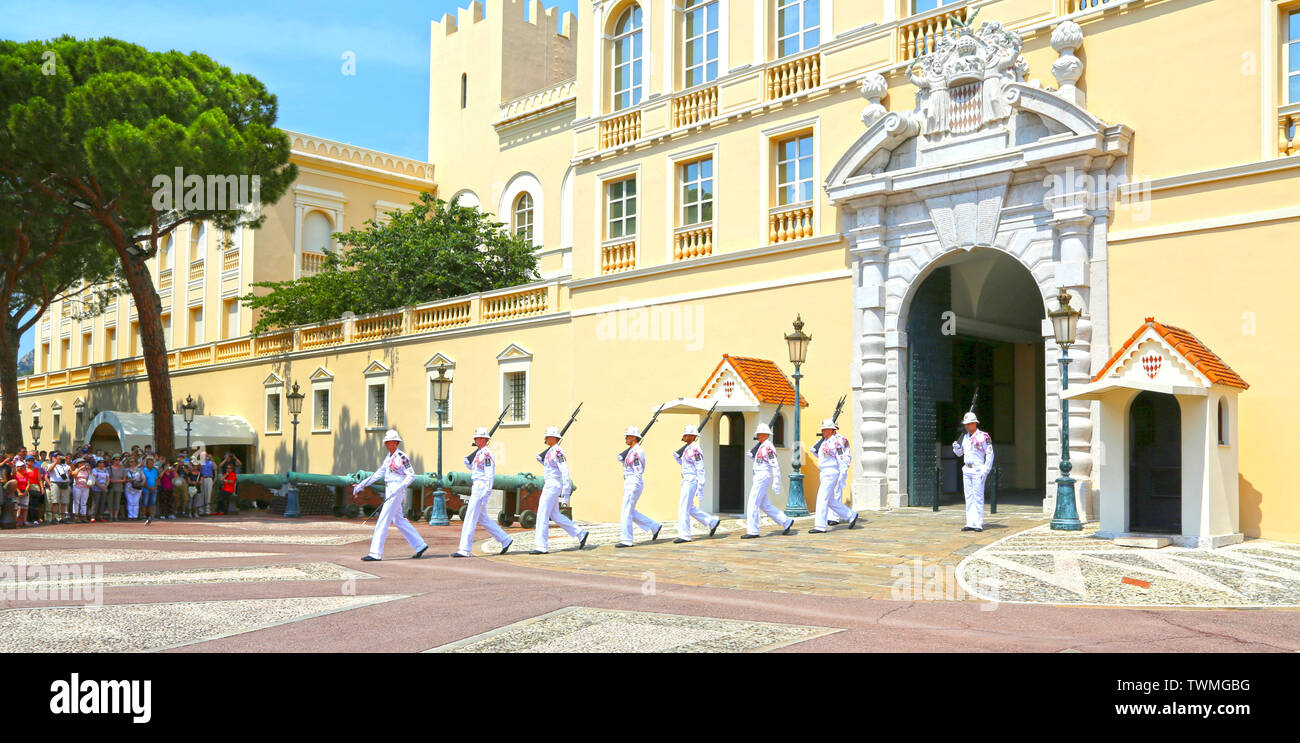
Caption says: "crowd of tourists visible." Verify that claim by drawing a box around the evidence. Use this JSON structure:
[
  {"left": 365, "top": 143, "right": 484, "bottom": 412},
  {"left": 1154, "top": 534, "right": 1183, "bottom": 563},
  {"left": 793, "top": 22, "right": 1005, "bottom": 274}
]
[{"left": 0, "top": 445, "right": 243, "bottom": 527}]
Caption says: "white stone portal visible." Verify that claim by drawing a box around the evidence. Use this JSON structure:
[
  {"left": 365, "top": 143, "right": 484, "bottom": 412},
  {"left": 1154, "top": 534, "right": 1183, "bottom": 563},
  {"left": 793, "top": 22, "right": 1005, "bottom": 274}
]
[{"left": 826, "top": 18, "right": 1132, "bottom": 513}]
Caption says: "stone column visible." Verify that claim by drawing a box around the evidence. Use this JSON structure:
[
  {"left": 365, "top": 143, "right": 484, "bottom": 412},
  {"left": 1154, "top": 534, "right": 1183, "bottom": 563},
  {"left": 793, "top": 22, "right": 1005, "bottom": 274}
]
[{"left": 849, "top": 198, "right": 890, "bottom": 508}]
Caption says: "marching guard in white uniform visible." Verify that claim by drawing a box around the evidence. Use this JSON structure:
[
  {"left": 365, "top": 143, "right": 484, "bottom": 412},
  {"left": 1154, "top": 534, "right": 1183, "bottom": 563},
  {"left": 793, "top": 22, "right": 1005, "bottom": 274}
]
[
  {"left": 952, "top": 412, "right": 994, "bottom": 532},
  {"left": 809, "top": 419, "right": 859, "bottom": 533},
  {"left": 453, "top": 427, "right": 514, "bottom": 557},
  {"left": 353, "top": 430, "right": 429, "bottom": 561},
  {"left": 616, "top": 426, "right": 661, "bottom": 547},
  {"left": 672, "top": 425, "right": 720, "bottom": 543},
  {"left": 742, "top": 422, "right": 794, "bottom": 539},
  {"left": 532, "top": 426, "right": 590, "bottom": 554}
]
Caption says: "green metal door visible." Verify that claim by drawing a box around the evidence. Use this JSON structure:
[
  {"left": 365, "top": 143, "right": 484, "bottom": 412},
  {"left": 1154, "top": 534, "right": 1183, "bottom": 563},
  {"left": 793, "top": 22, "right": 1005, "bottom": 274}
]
[{"left": 906, "top": 267, "right": 953, "bottom": 507}]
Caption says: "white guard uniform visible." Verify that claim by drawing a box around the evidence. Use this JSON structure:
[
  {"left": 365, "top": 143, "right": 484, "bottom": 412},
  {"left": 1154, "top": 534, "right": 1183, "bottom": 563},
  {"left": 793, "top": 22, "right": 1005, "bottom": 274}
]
[
  {"left": 746, "top": 439, "right": 793, "bottom": 535},
  {"left": 355, "top": 448, "right": 428, "bottom": 560},
  {"left": 618, "top": 444, "right": 659, "bottom": 546},
  {"left": 457, "top": 445, "right": 512, "bottom": 555},
  {"left": 535, "top": 445, "right": 584, "bottom": 552},
  {"left": 673, "top": 440, "right": 718, "bottom": 540},
  {"left": 811, "top": 434, "right": 856, "bottom": 529},
  {"left": 953, "top": 429, "right": 994, "bottom": 529}
]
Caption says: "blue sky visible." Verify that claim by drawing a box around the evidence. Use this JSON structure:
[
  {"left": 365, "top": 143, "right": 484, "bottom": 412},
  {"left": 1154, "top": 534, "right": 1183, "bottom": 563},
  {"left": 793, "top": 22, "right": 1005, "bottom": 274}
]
[{"left": 4, "top": 0, "right": 579, "bottom": 357}]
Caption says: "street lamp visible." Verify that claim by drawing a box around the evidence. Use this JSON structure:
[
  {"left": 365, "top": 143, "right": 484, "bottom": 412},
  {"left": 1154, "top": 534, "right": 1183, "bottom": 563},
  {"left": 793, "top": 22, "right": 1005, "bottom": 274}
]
[
  {"left": 284, "top": 382, "right": 305, "bottom": 518},
  {"left": 30, "top": 419, "right": 41, "bottom": 451},
  {"left": 1049, "top": 288, "right": 1083, "bottom": 531},
  {"left": 427, "top": 364, "right": 453, "bottom": 526},
  {"left": 180, "top": 394, "right": 197, "bottom": 456},
  {"left": 783, "top": 315, "right": 811, "bottom": 517}
]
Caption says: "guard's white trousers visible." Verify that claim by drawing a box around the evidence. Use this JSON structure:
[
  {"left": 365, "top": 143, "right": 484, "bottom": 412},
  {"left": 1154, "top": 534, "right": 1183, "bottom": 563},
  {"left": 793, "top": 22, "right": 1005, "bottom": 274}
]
[
  {"left": 619, "top": 477, "right": 658, "bottom": 545},
  {"left": 677, "top": 478, "right": 717, "bottom": 540},
  {"left": 368, "top": 488, "right": 427, "bottom": 559},
  {"left": 963, "top": 467, "right": 987, "bottom": 529},
  {"left": 535, "top": 481, "right": 583, "bottom": 552},
  {"left": 458, "top": 485, "right": 511, "bottom": 555},
  {"left": 746, "top": 474, "right": 792, "bottom": 535},
  {"left": 815, "top": 469, "right": 856, "bottom": 529}
]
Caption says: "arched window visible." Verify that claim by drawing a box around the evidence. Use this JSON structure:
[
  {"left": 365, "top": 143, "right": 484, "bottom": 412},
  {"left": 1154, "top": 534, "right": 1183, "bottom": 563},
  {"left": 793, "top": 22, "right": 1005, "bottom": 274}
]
[
  {"left": 612, "top": 6, "right": 644, "bottom": 111},
  {"left": 301, "top": 211, "right": 334, "bottom": 276},
  {"left": 512, "top": 193, "right": 535, "bottom": 242},
  {"left": 189, "top": 222, "right": 206, "bottom": 258},
  {"left": 159, "top": 234, "right": 171, "bottom": 270},
  {"left": 772, "top": 411, "right": 786, "bottom": 447},
  {"left": 460, "top": 73, "right": 467, "bottom": 109},
  {"left": 1217, "top": 398, "right": 1229, "bottom": 445}
]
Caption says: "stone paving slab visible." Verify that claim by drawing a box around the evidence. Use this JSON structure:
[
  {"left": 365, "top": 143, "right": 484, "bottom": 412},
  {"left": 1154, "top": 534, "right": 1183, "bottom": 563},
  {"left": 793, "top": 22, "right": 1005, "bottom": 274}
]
[
  {"left": 0, "top": 549, "right": 279, "bottom": 566},
  {"left": 0, "top": 562, "right": 374, "bottom": 592},
  {"left": 426, "top": 606, "right": 840, "bottom": 653},
  {"left": 957, "top": 523, "right": 1300, "bottom": 607},
  {"left": 483, "top": 505, "right": 1048, "bottom": 600}
]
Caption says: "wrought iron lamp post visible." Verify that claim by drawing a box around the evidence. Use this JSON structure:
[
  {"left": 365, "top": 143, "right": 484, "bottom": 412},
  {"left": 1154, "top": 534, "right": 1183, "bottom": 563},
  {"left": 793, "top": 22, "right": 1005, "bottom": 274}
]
[
  {"left": 427, "top": 364, "right": 453, "bottom": 526},
  {"left": 783, "top": 315, "right": 811, "bottom": 517},
  {"left": 1049, "top": 289, "right": 1083, "bottom": 531},
  {"left": 284, "top": 382, "right": 305, "bottom": 518},
  {"left": 30, "top": 420, "right": 41, "bottom": 452},
  {"left": 180, "top": 394, "right": 197, "bottom": 456}
]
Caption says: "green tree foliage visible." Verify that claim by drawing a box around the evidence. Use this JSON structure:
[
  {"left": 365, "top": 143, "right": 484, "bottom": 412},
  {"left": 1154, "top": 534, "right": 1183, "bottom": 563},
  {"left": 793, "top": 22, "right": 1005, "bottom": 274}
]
[
  {"left": 243, "top": 193, "right": 539, "bottom": 334},
  {"left": 0, "top": 36, "right": 297, "bottom": 455}
]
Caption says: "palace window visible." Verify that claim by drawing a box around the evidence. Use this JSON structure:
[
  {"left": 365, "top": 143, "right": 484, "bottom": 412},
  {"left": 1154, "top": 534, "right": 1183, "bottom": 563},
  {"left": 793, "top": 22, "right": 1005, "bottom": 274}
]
[
  {"left": 189, "top": 222, "right": 206, "bottom": 259},
  {"left": 1288, "top": 10, "right": 1300, "bottom": 103},
  {"left": 513, "top": 192, "right": 535, "bottom": 242},
  {"left": 777, "top": 0, "right": 820, "bottom": 58},
  {"left": 265, "top": 388, "right": 282, "bottom": 435},
  {"left": 1217, "top": 399, "right": 1229, "bottom": 446},
  {"left": 680, "top": 157, "right": 714, "bottom": 226},
  {"left": 776, "top": 133, "right": 814, "bottom": 206},
  {"left": 367, "top": 383, "right": 386, "bottom": 429},
  {"left": 505, "top": 371, "right": 527, "bottom": 423},
  {"left": 612, "top": 6, "right": 644, "bottom": 111},
  {"left": 607, "top": 177, "right": 638, "bottom": 239},
  {"left": 684, "top": 0, "right": 719, "bottom": 88},
  {"left": 460, "top": 73, "right": 468, "bottom": 109},
  {"left": 314, "top": 388, "right": 330, "bottom": 431}
]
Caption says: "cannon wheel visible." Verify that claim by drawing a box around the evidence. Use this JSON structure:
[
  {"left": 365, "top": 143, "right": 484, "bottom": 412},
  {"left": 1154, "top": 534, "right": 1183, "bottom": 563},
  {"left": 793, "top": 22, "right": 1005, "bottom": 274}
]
[
  {"left": 344, "top": 503, "right": 360, "bottom": 518},
  {"left": 519, "top": 509, "right": 537, "bottom": 529},
  {"left": 497, "top": 510, "right": 514, "bottom": 528},
  {"left": 457, "top": 505, "right": 468, "bottom": 522}
]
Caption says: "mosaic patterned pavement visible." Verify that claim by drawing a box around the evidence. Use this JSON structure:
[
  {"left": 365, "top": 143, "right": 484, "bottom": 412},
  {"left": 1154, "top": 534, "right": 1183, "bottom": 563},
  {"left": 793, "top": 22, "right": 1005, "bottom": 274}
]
[
  {"left": 0, "top": 594, "right": 410, "bottom": 653},
  {"left": 426, "top": 606, "right": 840, "bottom": 653},
  {"left": 1, "top": 562, "right": 373, "bottom": 592},
  {"left": 957, "top": 524, "right": 1300, "bottom": 607},
  {"left": 484, "top": 504, "right": 1049, "bottom": 599},
  {"left": 0, "top": 531, "right": 369, "bottom": 545}
]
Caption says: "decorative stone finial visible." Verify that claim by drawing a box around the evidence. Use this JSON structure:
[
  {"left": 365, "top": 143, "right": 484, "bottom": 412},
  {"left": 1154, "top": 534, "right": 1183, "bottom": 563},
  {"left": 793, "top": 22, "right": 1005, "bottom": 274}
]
[
  {"left": 1051, "top": 21, "right": 1085, "bottom": 107},
  {"left": 859, "top": 73, "right": 889, "bottom": 127}
]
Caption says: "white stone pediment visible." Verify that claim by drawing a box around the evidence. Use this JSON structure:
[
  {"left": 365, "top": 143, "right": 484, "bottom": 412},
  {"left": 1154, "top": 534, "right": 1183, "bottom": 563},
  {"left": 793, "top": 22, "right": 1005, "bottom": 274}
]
[
  {"left": 1108, "top": 331, "right": 1211, "bottom": 390},
  {"left": 700, "top": 363, "right": 759, "bottom": 408}
]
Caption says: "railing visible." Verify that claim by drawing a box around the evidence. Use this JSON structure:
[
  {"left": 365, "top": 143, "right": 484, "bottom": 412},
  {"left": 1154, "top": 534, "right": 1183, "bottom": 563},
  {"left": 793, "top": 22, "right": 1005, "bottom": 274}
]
[
  {"left": 673, "top": 86, "right": 718, "bottom": 128},
  {"left": 302, "top": 251, "right": 326, "bottom": 276},
  {"left": 222, "top": 249, "right": 240, "bottom": 273},
  {"left": 300, "top": 323, "right": 344, "bottom": 351},
  {"left": 6, "top": 281, "right": 564, "bottom": 396},
  {"left": 189, "top": 260, "right": 205, "bottom": 282},
  {"left": 159, "top": 268, "right": 173, "bottom": 292},
  {"left": 354, "top": 312, "right": 404, "bottom": 342},
  {"left": 1062, "top": 0, "right": 1118, "bottom": 12},
  {"left": 600, "top": 110, "right": 641, "bottom": 149},
  {"left": 766, "top": 53, "right": 821, "bottom": 100},
  {"left": 1280, "top": 105, "right": 1300, "bottom": 157},
  {"left": 497, "top": 78, "right": 577, "bottom": 124},
  {"left": 897, "top": 5, "right": 971, "bottom": 61},
  {"left": 482, "top": 287, "right": 548, "bottom": 322},
  {"left": 601, "top": 240, "right": 637, "bottom": 275},
  {"left": 673, "top": 224, "right": 714, "bottom": 262},
  {"left": 411, "top": 301, "right": 471, "bottom": 332},
  {"left": 769, "top": 203, "right": 815, "bottom": 244}
]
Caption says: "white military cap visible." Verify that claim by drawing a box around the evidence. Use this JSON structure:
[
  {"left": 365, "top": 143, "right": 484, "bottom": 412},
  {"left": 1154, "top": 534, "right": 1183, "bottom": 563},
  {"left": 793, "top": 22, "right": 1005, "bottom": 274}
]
[
  {"left": 473, "top": 426, "right": 491, "bottom": 438},
  {"left": 961, "top": 412, "right": 979, "bottom": 425},
  {"left": 682, "top": 424, "right": 700, "bottom": 437},
  {"left": 544, "top": 425, "right": 563, "bottom": 439},
  {"left": 754, "top": 422, "right": 772, "bottom": 436},
  {"left": 819, "top": 418, "right": 838, "bottom": 431},
  {"left": 624, "top": 426, "right": 641, "bottom": 438}
]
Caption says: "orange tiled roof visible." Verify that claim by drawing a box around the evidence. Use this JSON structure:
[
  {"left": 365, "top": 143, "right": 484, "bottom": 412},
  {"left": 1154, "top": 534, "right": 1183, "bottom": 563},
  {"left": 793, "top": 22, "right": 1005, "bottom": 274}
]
[
  {"left": 698, "top": 354, "right": 809, "bottom": 406},
  {"left": 1091, "top": 318, "right": 1248, "bottom": 390}
]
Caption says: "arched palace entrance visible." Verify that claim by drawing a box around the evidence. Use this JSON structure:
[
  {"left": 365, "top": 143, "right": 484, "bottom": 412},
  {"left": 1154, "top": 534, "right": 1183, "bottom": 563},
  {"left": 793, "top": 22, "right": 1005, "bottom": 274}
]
[{"left": 904, "top": 249, "right": 1046, "bottom": 507}]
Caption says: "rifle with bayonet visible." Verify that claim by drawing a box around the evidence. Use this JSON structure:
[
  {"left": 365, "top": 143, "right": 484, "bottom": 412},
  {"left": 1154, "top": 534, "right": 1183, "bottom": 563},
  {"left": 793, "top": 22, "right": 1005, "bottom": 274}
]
[
  {"left": 618, "top": 404, "right": 665, "bottom": 462},
  {"left": 537, "top": 402, "right": 583, "bottom": 462},
  {"left": 466, "top": 402, "right": 511, "bottom": 462},
  {"left": 674, "top": 401, "right": 719, "bottom": 458},
  {"left": 748, "top": 403, "right": 785, "bottom": 458},
  {"left": 811, "top": 394, "right": 847, "bottom": 455}
]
